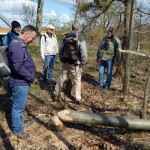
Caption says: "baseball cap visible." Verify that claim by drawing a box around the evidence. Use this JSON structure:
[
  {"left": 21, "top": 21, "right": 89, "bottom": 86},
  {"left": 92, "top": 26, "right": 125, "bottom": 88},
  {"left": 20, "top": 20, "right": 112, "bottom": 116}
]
[{"left": 47, "top": 24, "right": 55, "bottom": 30}]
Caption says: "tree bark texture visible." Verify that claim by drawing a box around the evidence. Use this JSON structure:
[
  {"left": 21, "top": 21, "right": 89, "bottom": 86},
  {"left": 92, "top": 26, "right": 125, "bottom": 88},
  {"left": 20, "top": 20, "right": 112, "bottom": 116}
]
[
  {"left": 36, "top": 0, "right": 44, "bottom": 33},
  {"left": 74, "top": 0, "right": 82, "bottom": 24},
  {"left": 123, "top": 0, "right": 132, "bottom": 95},
  {"left": 142, "top": 70, "right": 150, "bottom": 119}
]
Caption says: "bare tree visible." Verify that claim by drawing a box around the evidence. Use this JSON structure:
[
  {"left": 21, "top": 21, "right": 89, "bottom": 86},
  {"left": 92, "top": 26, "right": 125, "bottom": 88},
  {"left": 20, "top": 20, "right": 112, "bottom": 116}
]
[
  {"left": 46, "top": 17, "right": 61, "bottom": 30},
  {"left": 20, "top": 0, "right": 44, "bottom": 34},
  {"left": 20, "top": 3, "right": 36, "bottom": 26}
]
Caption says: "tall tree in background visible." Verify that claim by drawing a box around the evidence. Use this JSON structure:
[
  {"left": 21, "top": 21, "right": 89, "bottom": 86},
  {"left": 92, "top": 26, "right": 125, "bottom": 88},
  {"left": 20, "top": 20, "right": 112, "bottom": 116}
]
[
  {"left": 36, "top": 0, "right": 44, "bottom": 33},
  {"left": 74, "top": 0, "right": 83, "bottom": 24},
  {"left": 123, "top": 0, "right": 136, "bottom": 95},
  {"left": 20, "top": 3, "right": 36, "bottom": 26},
  {"left": 122, "top": 0, "right": 132, "bottom": 95}
]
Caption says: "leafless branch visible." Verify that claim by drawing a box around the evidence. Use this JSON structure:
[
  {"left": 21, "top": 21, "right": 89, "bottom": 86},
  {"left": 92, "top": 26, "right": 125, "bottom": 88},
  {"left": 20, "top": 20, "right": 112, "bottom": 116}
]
[
  {"left": 134, "top": 31, "right": 150, "bottom": 33},
  {"left": 82, "top": 0, "right": 115, "bottom": 31},
  {"left": 115, "top": 12, "right": 124, "bottom": 33},
  {"left": 137, "top": 8, "right": 150, "bottom": 15}
]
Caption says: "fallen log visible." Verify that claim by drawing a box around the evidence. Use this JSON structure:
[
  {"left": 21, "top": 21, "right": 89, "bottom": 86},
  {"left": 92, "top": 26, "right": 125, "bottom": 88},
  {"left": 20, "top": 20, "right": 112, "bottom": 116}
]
[{"left": 57, "top": 110, "right": 150, "bottom": 130}]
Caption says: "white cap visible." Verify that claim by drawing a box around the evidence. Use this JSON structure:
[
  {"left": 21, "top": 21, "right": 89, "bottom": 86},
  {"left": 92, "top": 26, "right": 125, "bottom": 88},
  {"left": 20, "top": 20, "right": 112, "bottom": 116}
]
[{"left": 47, "top": 24, "right": 55, "bottom": 29}]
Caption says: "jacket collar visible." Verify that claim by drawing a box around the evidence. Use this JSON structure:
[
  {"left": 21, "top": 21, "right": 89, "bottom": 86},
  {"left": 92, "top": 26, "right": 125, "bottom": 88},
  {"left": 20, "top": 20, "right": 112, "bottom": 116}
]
[
  {"left": 14, "top": 36, "right": 27, "bottom": 48},
  {"left": 46, "top": 32, "right": 55, "bottom": 38}
]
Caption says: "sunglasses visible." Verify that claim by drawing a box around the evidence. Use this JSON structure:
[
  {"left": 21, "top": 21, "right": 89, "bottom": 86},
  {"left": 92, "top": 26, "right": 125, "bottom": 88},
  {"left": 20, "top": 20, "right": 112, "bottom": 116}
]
[{"left": 48, "top": 28, "right": 54, "bottom": 31}]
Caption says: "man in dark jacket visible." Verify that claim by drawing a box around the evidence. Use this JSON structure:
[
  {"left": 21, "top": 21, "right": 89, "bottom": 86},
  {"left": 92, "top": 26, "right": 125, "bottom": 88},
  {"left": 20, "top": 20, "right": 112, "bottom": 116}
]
[
  {"left": 8, "top": 25, "right": 38, "bottom": 140},
  {"left": 2, "top": 20, "right": 21, "bottom": 46}
]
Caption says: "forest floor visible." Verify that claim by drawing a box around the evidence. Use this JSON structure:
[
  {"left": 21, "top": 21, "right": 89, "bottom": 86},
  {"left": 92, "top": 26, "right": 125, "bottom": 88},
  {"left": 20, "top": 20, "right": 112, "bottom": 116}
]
[{"left": 0, "top": 46, "right": 150, "bottom": 150}]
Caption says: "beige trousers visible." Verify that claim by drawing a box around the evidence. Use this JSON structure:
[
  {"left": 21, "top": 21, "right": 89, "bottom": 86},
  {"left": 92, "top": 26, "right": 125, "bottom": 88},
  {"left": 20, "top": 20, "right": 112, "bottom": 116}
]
[{"left": 55, "top": 63, "right": 82, "bottom": 101}]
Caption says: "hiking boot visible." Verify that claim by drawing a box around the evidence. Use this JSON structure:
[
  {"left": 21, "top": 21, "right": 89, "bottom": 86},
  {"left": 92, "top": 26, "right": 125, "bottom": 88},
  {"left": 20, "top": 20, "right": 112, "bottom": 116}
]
[
  {"left": 79, "top": 99, "right": 85, "bottom": 104},
  {"left": 54, "top": 96, "right": 59, "bottom": 101},
  {"left": 103, "top": 85, "right": 110, "bottom": 90},
  {"left": 24, "top": 120, "right": 33, "bottom": 128},
  {"left": 53, "top": 91, "right": 62, "bottom": 101},
  {"left": 14, "top": 132, "right": 29, "bottom": 140},
  {"left": 75, "top": 97, "right": 85, "bottom": 104},
  {"left": 49, "top": 79, "right": 56, "bottom": 85}
]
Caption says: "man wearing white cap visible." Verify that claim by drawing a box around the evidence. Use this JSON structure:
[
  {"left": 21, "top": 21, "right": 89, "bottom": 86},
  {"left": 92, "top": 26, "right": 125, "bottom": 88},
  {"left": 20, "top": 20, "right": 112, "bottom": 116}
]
[{"left": 40, "top": 24, "right": 58, "bottom": 83}]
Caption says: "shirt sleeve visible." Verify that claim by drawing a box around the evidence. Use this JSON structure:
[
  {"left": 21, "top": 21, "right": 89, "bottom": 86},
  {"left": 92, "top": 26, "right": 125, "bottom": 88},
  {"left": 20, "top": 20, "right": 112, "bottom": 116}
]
[
  {"left": 40, "top": 35, "right": 46, "bottom": 60},
  {"left": 97, "top": 37, "right": 106, "bottom": 59},
  {"left": 2, "top": 35, "right": 9, "bottom": 46},
  {"left": 55, "top": 35, "right": 59, "bottom": 53},
  {"left": 79, "top": 37, "right": 88, "bottom": 64}
]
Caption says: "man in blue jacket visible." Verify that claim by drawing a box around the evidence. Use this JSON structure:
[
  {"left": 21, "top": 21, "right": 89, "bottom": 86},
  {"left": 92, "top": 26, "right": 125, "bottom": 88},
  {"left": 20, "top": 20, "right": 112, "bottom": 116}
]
[
  {"left": 8, "top": 25, "right": 38, "bottom": 140},
  {"left": 2, "top": 20, "right": 21, "bottom": 46}
]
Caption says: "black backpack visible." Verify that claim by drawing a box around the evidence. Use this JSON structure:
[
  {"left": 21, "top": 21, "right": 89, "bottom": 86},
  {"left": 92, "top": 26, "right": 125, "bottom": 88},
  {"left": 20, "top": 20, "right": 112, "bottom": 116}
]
[{"left": 61, "top": 33, "right": 80, "bottom": 64}]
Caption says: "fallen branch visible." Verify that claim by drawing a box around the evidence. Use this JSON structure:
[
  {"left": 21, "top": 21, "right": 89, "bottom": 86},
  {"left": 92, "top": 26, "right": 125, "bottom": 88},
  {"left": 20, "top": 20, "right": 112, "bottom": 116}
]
[
  {"left": 118, "top": 49, "right": 150, "bottom": 58},
  {"left": 133, "top": 137, "right": 150, "bottom": 141}
]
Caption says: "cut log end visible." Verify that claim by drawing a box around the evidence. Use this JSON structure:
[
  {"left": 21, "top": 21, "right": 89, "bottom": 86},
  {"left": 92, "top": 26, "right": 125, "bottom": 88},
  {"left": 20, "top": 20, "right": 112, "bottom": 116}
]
[
  {"left": 47, "top": 116, "right": 65, "bottom": 131},
  {"left": 57, "top": 110, "right": 73, "bottom": 121}
]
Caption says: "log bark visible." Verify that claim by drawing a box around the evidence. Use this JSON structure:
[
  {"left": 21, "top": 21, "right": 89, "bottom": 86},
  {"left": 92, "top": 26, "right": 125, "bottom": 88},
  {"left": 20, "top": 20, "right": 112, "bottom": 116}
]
[{"left": 58, "top": 110, "right": 150, "bottom": 130}]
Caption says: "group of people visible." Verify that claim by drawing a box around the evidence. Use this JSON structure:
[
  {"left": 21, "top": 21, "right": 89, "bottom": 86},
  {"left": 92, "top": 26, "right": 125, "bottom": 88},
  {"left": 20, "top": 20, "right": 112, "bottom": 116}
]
[{"left": 2, "top": 21, "right": 121, "bottom": 140}]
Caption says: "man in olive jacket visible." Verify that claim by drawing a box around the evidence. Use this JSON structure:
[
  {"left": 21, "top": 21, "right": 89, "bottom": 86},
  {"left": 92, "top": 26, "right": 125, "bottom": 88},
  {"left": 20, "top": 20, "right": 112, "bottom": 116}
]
[{"left": 95, "top": 27, "right": 121, "bottom": 89}]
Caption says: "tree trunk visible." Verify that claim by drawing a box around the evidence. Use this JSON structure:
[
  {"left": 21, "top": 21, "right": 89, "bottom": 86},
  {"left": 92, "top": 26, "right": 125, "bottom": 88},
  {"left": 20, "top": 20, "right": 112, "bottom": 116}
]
[
  {"left": 74, "top": 0, "right": 83, "bottom": 24},
  {"left": 58, "top": 110, "right": 150, "bottom": 130},
  {"left": 128, "top": 0, "right": 135, "bottom": 50},
  {"left": 36, "top": 0, "right": 44, "bottom": 33},
  {"left": 123, "top": 0, "right": 132, "bottom": 95},
  {"left": 114, "top": 0, "right": 134, "bottom": 93},
  {"left": 142, "top": 69, "right": 150, "bottom": 119}
]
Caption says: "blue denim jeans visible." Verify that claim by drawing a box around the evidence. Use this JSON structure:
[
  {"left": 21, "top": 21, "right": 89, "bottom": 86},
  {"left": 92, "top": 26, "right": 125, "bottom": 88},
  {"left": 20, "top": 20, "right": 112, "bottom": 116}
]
[
  {"left": 42, "top": 55, "right": 56, "bottom": 82},
  {"left": 98, "top": 59, "right": 115, "bottom": 88},
  {"left": 9, "top": 85, "right": 29, "bottom": 134}
]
